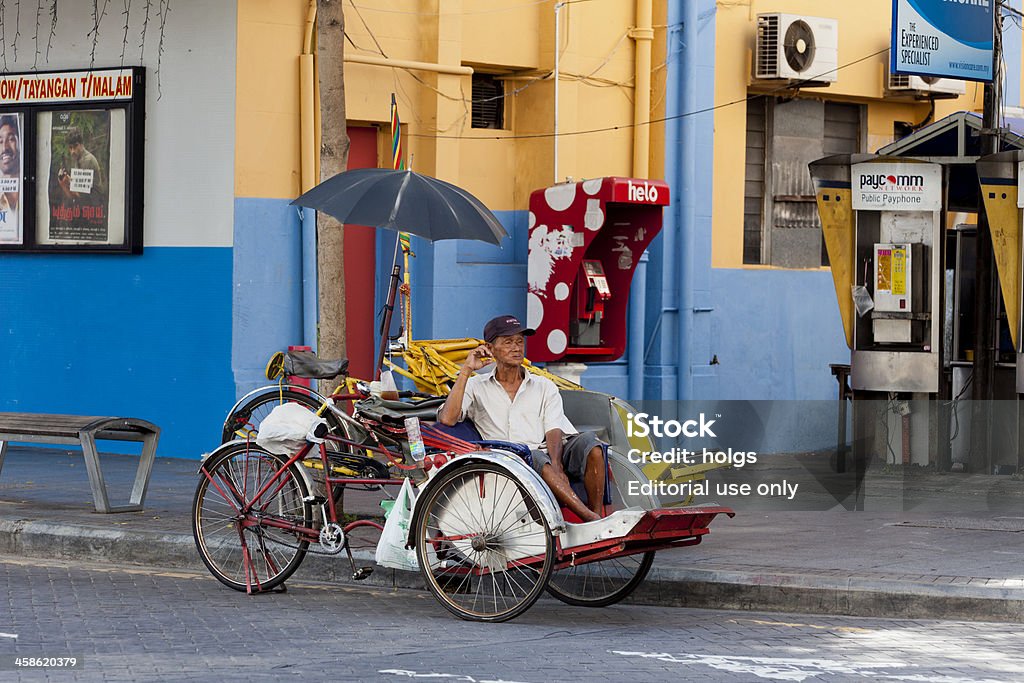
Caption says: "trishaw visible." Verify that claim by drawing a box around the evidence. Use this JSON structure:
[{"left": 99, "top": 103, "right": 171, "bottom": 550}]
[
  {"left": 192, "top": 356, "right": 734, "bottom": 622},
  {"left": 193, "top": 166, "right": 732, "bottom": 621}
]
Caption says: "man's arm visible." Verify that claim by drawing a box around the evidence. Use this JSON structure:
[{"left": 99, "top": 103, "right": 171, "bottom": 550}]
[{"left": 437, "top": 345, "right": 491, "bottom": 426}]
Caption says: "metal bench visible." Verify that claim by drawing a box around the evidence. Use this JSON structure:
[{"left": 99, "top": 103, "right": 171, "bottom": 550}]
[{"left": 0, "top": 413, "right": 159, "bottom": 513}]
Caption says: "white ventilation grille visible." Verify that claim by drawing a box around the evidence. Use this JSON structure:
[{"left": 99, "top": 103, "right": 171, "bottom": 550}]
[
  {"left": 756, "top": 14, "right": 780, "bottom": 79},
  {"left": 889, "top": 74, "right": 911, "bottom": 89}
]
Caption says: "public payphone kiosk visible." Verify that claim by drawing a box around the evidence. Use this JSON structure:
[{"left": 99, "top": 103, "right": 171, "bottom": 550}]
[
  {"left": 852, "top": 161, "right": 942, "bottom": 380},
  {"left": 809, "top": 156, "right": 943, "bottom": 469},
  {"left": 810, "top": 156, "right": 943, "bottom": 393},
  {"left": 526, "top": 177, "right": 668, "bottom": 363}
]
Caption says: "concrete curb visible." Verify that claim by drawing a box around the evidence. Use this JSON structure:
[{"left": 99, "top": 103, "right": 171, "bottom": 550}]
[{"left": 2, "top": 519, "right": 1021, "bottom": 622}]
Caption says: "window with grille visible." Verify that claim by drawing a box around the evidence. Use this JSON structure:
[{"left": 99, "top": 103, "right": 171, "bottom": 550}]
[{"left": 471, "top": 74, "right": 505, "bottom": 129}]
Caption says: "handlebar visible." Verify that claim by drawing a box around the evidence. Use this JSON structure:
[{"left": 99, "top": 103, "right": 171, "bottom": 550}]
[{"left": 398, "top": 390, "right": 437, "bottom": 399}]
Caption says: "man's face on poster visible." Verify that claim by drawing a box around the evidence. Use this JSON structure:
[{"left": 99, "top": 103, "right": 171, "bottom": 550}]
[
  {"left": 0, "top": 123, "right": 19, "bottom": 177},
  {"left": 68, "top": 142, "right": 83, "bottom": 162}
]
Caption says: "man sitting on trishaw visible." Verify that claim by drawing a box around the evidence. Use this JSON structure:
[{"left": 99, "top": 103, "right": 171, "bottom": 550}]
[{"left": 438, "top": 314, "right": 607, "bottom": 522}]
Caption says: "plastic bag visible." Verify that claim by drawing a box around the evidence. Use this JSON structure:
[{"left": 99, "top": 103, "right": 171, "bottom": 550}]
[
  {"left": 379, "top": 369, "right": 399, "bottom": 400},
  {"left": 851, "top": 284, "right": 875, "bottom": 317},
  {"left": 255, "top": 402, "right": 327, "bottom": 455},
  {"left": 375, "top": 477, "right": 420, "bottom": 571}
]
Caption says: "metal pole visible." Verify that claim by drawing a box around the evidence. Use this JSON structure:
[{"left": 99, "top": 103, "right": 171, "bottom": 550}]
[
  {"left": 971, "top": 1, "right": 1001, "bottom": 473},
  {"left": 628, "top": 252, "right": 649, "bottom": 401},
  {"left": 676, "top": 0, "right": 698, "bottom": 401},
  {"left": 374, "top": 238, "right": 403, "bottom": 380},
  {"left": 553, "top": 2, "right": 564, "bottom": 184}
]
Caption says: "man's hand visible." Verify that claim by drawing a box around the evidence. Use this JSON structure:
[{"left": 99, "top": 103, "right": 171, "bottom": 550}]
[
  {"left": 438, "top": 345, "right": 491, "bottom": 426},
  {"left": 463, "top": 345, "right": 494, "bottom": 372}
]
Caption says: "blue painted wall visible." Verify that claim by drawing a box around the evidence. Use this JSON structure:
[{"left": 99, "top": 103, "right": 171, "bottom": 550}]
[
  {"left": 708, "top": 268, "right": 849, "bottom": 400},
  {"left": 232, "top": 197, "right": 305, "bottom": 398},
  {"left": 0, "top": 247, "right": 233, "bottom": 458},
  {"left": 375, "top": 209, "right": 530, "bottom": 348}
]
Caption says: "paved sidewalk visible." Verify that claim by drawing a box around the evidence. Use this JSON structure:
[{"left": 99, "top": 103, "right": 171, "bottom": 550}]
[{"left": 0, "top": 446, "right": 1022, "bottom": 622}]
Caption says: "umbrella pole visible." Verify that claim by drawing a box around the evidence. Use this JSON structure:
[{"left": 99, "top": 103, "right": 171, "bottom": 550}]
[
  {"left": 402, "top": 236, "right": 412, "bottom": 348},
  {"left": 375, "top": 237, "right": 403, "bottom": 379}
]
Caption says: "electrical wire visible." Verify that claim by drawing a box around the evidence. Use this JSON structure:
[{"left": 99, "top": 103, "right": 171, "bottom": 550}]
[
  {"left": 947, "top": 370, "right": 974, "bottom": 442},
  {"left": 999, "top": 0, "right": 1024, "bottom": 21},
  {"left": 879, "top": 395, "right": 895, "bottom": 465}
]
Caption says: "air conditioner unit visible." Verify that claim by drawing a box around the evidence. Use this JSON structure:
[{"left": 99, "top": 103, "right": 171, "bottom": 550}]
[
  {"left": 887, "top": 70, "right": 965, "bottom": 98},
  {"left": 755, "top": 13, "right": 838, "bottom": 84}
]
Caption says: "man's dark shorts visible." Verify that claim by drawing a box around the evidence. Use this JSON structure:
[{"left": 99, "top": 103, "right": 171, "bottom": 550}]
[{"left": 529, "top": 431, "right": 603, "bottom": 481}]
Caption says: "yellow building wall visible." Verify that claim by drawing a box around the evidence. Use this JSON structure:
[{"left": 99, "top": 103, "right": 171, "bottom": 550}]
[
  {"left": 236, "top": 0, "right": 660, "bottom": 212},
  {"left": 235, "top": 0, "right": 307, "bottom": 200},
  {"left": 712, "top": 0, "right": 985, "bottom": 269}
]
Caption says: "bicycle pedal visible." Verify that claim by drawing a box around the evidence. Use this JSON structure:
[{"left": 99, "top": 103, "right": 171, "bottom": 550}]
[
  {"left": 352, "top": 567, "right": 374, "bottom": 581},
  {"left": 303, "top": 495, "right": 327, "bottom": 505}
]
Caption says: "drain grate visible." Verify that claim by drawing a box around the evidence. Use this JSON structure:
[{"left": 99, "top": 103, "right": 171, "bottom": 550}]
[{"left": 895, "top": 517, "right": 1024, "bottom": 532}]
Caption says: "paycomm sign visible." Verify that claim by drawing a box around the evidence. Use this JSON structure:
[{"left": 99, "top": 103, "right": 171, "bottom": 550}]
[{"left": 851, "top": 162, "right": 942, "bottom": 211}]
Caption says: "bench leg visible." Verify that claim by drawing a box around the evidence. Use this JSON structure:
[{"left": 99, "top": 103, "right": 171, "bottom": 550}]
[
  {"left": 80, "top": 432, "right": 154, "bottom": 514},
  {"left": 80, "top": 432, "right": 114, "bottom": 513},
  {"left": 128, "top": 432, "right": 157, "bottom": 508},
  {"left": 0, "top": 440, "right": 7, "bottom": 477}
]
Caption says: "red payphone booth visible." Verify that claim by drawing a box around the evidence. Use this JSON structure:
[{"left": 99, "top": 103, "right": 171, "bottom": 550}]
[{"left": 526, "top": 177, "right": 669, "bottom": 362}]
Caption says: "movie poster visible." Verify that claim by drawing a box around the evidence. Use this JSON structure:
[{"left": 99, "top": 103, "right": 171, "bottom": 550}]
[
  {"left": 0, "top": 111, "right": 23, "bottom": 245},
  {"left": 36, "top": 109, "right": 125, "bottom": 245}
]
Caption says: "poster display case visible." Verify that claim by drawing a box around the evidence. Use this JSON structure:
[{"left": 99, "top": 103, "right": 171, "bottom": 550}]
[{"left": 0, "top": 67, "right": 144, "bottom": 254}]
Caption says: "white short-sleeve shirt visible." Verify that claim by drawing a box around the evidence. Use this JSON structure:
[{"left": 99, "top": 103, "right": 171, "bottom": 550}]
[{"left": 459, "top": 368, "right": 577, "bottom": 449}]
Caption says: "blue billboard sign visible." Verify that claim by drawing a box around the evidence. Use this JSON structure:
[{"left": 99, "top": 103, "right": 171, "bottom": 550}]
[{"left": 891, "top": 0, "right": 994, "bottom": 82}]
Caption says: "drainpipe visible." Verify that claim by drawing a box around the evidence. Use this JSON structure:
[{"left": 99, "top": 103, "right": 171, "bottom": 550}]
[
  {"left": 299, "top": 0, "right": 318, "bottom": 351},
  {"left": 631, "top": 0, "right": 653, "bottom": 179},
  {"left": 628, "top": 0, "right": 653, "bottom": 400},
  {"left": 629, "top": 252, "right": 649, "bottom": 401},
  {"left": 675, "top": 0, "right": 698, "bottom": 401},
  {"left": 554, "top": 2, "right": 565, "bottom": 183}
]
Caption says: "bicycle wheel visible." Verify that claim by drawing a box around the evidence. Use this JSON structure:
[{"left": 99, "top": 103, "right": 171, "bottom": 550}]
[
  {"left": 545, "top": 448, "right": 656, "bottom": 606},
  {"left": 192, "top": 442, "right": 312, "bottom": 592},
  {"left": 416, "top": 463, "right": 554, "bottom": 622},
  {"left": 221, "top": 388, "right": 343, "bottom": 443},
  {"left": 546, "top": 550, "right": 654, "bottom": 607}
]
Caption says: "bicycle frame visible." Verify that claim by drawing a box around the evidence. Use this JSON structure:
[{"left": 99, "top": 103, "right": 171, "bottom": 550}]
[{"left": 202, "top": 430, "right": 411, "bottom": 545}]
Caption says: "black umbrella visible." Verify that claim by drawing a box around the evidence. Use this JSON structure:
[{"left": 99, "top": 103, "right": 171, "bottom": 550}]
[{"left": 291, "top": 168, "right": 508, "bottom": 245}]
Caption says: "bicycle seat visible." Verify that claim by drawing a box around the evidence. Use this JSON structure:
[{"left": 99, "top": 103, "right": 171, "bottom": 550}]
[
  {"left": 283, "top": 351, "right": 349, "bottom": 379},
  {"left": 354, "top": 396, "right": 446, "bottom": 423}
]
